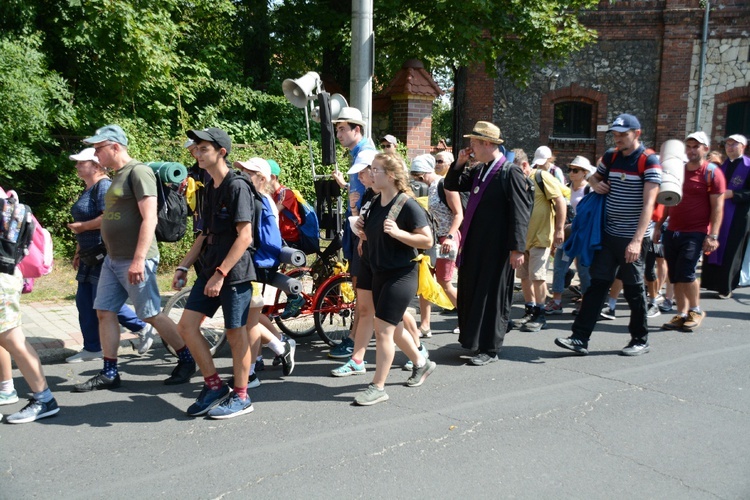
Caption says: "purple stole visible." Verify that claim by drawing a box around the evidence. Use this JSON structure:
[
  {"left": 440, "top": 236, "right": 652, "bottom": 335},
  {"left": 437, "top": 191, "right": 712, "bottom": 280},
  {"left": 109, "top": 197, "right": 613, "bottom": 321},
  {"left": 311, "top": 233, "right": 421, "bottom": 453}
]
[
  {"left": 708, "top": 155, "right": 750, "bottom": 265},
  {"left": 457, "top": 154, "right": 505, "bottom": 267}
]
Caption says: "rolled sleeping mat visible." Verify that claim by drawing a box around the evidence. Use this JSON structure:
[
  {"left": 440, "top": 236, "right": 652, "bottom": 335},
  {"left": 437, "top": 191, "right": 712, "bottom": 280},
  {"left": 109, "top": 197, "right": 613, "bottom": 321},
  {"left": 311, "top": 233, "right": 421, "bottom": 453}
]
[
  {"left": 657, "top": 139, "right": 685, "bottom": 206},
  {"left": 270, "top": 272, "right": 303, "bottom": 296},
  {"left": 279, "top": 246, "right": 306, "bottom": 267},
  {"left": 146, "top": 162, "right": 188, "bottom": 184}
]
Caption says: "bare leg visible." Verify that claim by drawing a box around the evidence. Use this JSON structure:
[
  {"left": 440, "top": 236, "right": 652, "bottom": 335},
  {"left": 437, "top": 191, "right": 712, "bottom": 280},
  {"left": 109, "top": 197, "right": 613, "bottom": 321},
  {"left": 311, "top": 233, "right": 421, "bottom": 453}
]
[
  {"left": 371, "top": 319, "right": 397, "bottom": 388},
  {"left": 144, "top": 312, "right": 185, "bottom": 350},
  {"left": 418, "top": 296, "right": 431, "bottom": 332},
  {"left": 0, "top": 327, "right": 47, "bottom": 393},
  {"left": 402, "top": 311, "right": 421, "bottom": 347},
  {"left": 97, "top": 310, "right": 122, "bottom": 359},
  {"left": 350, "top": 289, "right": 374, "bottom": 361},
  {"left": 225, "top": 325, "right": 251, "bottom": 387},
  {"left": 0, "top": 345, "right": 12, "bottom": 381},
  {"left": 437, "top": 277, "right": 458, "bottom": 309},
  {"left": 247, "top": 307, "right": 264, "bottom": 363},
  {"left": 177, "top": 309, "right": 216, "bottom": 377}
]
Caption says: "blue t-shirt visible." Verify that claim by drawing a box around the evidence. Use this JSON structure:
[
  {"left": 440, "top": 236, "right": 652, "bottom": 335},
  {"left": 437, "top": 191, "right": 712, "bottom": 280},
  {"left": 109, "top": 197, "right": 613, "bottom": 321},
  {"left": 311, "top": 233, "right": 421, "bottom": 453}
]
[
  {"left": 71, "top": 178, "right": 110, "bottom": 282},
  {"left": 598, "top": 145, "right": 661, "bottom": 238},
  {"left": 348, "top": 137, "right": 377, "bottom": 212}
]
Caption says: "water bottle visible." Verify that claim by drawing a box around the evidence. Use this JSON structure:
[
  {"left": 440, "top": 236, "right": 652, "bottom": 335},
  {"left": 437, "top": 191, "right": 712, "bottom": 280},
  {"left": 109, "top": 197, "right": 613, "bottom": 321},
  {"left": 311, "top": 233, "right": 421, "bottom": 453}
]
[{"left": 437, "top": 243, "right": 457, "bottom": 261}]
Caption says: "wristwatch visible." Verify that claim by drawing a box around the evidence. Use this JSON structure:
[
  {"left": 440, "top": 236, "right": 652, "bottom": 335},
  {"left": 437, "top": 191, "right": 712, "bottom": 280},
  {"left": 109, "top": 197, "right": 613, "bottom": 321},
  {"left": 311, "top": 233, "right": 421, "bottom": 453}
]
[
  {"left": 708, "top": 234, "right": 718, "bottom": 240},
  {"left": 446, "top": 234, "right": 454, "bottom": 240}
]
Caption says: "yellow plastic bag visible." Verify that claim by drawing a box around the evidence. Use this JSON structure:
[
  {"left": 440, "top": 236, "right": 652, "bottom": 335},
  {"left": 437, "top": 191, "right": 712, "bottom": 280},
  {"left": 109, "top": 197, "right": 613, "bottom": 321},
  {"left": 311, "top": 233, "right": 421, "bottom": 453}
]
[
  {"left": 413, "top": 254, "right": 454, "bottom": 309},
  {"left": 185, "top": 177, "right": 203, "bottom": 212},
  {"left": 333, "top": 261, "right": 355, "bottom": 303}
]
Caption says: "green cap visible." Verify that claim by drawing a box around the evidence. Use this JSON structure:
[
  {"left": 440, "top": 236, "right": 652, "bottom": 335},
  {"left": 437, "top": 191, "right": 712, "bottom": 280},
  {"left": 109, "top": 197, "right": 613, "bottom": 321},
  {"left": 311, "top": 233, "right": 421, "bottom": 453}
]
[{"left": 267, "top": 159, "right": 281, "bottom": 177}]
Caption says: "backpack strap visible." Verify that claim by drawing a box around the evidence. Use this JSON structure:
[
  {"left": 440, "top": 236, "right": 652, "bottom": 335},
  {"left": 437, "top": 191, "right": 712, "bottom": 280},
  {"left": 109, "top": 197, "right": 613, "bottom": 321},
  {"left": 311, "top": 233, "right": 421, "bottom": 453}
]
[
  {"left": 437, "top": 178, "right": 446, "bottom": 206},
  {"left": 706, "top": 162, "right": 717, "bottom": 193},
  {"left": 387, "top": 192, "right": 409, "bottom": 221},
  {"left": 535, "top": 170, "right": 547, "bottom": 198}
]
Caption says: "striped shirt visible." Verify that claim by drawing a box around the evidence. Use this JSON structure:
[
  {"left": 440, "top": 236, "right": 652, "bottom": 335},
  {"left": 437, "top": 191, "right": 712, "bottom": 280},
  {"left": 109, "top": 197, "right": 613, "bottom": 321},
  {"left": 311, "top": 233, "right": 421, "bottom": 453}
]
[{"left": 598, "top": 145, "right": 661, "bottom": 238}]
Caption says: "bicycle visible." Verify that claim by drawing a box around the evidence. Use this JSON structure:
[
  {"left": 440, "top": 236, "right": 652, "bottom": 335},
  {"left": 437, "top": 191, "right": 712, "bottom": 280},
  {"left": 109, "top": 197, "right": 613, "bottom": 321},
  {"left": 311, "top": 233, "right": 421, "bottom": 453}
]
[
  {"left": 161, "top": 288, "right": 227, "bottom": 357},
  {"left": 265, "top": 235, "right": 356, "bottom": 347}
]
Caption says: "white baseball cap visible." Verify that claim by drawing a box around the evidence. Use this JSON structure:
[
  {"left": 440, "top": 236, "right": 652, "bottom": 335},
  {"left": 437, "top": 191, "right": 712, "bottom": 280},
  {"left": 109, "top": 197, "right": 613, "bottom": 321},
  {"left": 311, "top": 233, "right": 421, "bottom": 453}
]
[
  {"left": 69, "top": 148, "right": 99, "bottom": 163},
  {"left": 234, "top": 157, "right": 271, "bottom": 181},
  {"left": 348, "top": 149, "right": 377, "bottom": 175},
  {"left": 532, "top": 146, "right": 553, "bottom": 166},
  {"left": 727, "top": 134, "right": 747, "bottom": 146},
  {"left": 686, "top": 131, "right": 710, "bottom": 147}
]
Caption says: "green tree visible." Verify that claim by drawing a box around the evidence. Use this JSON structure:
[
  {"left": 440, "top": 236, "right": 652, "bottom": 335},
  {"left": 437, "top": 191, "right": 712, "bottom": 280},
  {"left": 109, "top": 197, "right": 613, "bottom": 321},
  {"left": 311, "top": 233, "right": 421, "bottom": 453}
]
[{"left": 0, "top": 35, "right": 75, "bottom": 188}]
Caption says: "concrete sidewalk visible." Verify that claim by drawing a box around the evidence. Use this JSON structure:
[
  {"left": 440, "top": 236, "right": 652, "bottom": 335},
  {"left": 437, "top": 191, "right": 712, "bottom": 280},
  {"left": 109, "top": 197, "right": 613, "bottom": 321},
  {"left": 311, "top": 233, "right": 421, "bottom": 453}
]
[{"left": 19, "top": 300, "right": 144, "bottom": 365}]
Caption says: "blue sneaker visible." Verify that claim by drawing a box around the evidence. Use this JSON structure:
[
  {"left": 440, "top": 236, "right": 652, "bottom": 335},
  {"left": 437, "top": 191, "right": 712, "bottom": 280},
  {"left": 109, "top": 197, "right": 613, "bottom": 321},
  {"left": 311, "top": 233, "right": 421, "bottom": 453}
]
[
  {"left": 328, "top": 337, "right": 354, "bottom": 359},
  {"left": 207, "top": 392, "right": 254, "bottom": 420},
  {"left": 6, "top": 398, "right": 60, "bottom": 424},
  {"left": 0, "top": 389, "right": 19, "bottom": 406},
  {"left": 280, "top": 295, "right": 305, "bottom": 319},
  {"left": 331, "top": 359, "right": 366, "bottom": 377},
  {"left": 187, "top": 384, "right": 230, "bottom": 417}
]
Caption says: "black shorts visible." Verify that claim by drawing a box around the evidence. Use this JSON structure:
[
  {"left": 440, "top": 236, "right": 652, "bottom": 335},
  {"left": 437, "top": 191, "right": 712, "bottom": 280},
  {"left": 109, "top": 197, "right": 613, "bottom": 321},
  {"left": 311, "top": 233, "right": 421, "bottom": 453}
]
[
  {"left": 371, "top": 265, "right": 418, "bottom": 326},
  {"left": 663, "top": 230, "right": 704, "bottom": 283}
]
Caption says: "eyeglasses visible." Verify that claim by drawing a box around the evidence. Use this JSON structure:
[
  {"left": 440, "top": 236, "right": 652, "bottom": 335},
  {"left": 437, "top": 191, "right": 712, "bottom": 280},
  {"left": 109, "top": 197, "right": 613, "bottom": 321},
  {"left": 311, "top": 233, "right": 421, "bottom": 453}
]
[
  {"left": 371, "top": 168, "right": 386, "bottom": 174},
  {"left": 569, "top": 168, "right": 583, "bottom": 174},
  {"left": 93, "top": 143, "right": 113, "bottom": 153},
  {"left": 435, "top": 160, "right": 445, "bottom": 164},
  {"left": 381, "top": 144, "right": 395, "bottom": 149}
]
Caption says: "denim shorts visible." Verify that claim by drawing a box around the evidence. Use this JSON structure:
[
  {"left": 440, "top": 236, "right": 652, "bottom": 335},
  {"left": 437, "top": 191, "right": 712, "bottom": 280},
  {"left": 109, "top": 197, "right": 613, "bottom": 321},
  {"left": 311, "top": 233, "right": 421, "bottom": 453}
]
[
  {"left": 184, "top": 275, "right": 252, "bottom": 329},
  {"left": 663, "top": 230, "right": 704, "bottom": 283},
  {"left": 94, "top": 256, "right": 162, "bottom": 319}
]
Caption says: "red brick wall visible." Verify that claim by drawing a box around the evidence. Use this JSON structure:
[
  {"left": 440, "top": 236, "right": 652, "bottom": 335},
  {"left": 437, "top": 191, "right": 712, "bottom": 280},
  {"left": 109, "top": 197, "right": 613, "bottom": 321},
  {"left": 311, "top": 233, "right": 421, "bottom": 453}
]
[
  {"left": 391, "top": 96, "right": 434, "bottom": 159},
  {"left": 461, "top": 62, "right": 495, "bottom": 148}
]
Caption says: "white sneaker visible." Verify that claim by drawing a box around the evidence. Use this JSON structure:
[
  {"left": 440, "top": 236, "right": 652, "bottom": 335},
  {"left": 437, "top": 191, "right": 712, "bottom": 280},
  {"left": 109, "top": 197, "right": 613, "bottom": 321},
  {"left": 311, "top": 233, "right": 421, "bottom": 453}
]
[
  {"left": 66, "top": 349, "right": 103, "bottom": 363},
  {"left": 453, "top": 326, "right": 460, "bottom": 334},
  {"left": 137, "top": 325, "right": 157, "bottom": 355}
]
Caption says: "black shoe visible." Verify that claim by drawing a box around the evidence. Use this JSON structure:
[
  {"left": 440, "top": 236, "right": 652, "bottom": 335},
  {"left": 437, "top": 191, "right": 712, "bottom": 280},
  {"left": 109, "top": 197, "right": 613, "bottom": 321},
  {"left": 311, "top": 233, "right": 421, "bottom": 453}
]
[
  {"left": 514, "top": 305, "right": 535, "bottom": 328},
  {"left": 599, "top": 306, "right": 616, "bottom": 320},
  {"left": 281, "top": 339, "right": 296, "bottom": 376},
  {"left": 254, "top": 358, "right": 265, "bottom": 372},
  {"left": 521, "top": 309, "right": 546, "bottom": 332},
  {"left": 164, "top": 361, "right": 196, "bottom": 385},
  {"left": 554, "top": 337, "right": 589, "bottom": 355},
  {"left": 73, "top": 373, "right": 121, "bottom": 392}
]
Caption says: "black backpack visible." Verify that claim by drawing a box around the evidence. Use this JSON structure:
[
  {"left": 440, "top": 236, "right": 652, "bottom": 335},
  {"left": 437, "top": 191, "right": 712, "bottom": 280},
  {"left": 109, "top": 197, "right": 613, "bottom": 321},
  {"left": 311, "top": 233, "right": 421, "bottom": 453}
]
[
  {"left": 437, "top": 178, "right": 469, "bottom": 214},
  {"left": 128, "top": 164, "right": 188, "bottom": 243},
  {"left": 0, "top": 190, "right": 36, "bottom": 275}
]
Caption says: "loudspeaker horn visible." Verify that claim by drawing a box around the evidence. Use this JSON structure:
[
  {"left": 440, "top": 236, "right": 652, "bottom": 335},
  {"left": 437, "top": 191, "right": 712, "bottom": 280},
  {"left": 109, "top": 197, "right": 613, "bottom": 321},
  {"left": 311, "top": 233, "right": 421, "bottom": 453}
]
[
  {"left": 282, "top": 71, "right": 321, "bottom": 108},
  {"left": 312, "top": 93, "right": 349, "bottom": 123}
]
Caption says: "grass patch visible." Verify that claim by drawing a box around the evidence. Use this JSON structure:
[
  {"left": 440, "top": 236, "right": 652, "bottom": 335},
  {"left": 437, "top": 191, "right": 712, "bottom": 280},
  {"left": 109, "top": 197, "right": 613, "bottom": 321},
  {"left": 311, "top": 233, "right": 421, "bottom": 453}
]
[{"left": 21, "top": 259, "right": 184, "bottom": 303}]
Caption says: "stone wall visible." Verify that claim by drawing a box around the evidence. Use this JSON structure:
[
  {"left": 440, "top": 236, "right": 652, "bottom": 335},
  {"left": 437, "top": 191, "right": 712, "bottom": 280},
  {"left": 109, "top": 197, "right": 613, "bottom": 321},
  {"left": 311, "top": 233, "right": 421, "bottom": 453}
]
[
  {"left": 494, "top": 38, "right": 662, "bottom": 162},
  {"left": 689, "top": 38, "right": 750, "bottom": 145}
]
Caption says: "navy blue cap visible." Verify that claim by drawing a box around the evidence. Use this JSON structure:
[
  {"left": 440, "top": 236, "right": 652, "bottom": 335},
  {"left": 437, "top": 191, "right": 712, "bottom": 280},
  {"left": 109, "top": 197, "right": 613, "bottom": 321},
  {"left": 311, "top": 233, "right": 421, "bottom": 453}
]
[{"left": 608, "top": 114, "right": 641, "bottom": 132}]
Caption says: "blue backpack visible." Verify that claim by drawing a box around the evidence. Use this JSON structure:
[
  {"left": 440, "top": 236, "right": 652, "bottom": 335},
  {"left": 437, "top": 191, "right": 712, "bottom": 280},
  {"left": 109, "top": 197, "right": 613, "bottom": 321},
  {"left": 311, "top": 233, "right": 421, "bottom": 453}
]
[
  {"left": 248, "top": 184, "right": 283, "bottom": 272},
  {"left": 282, "top": 188, "right": 320, "bottom": 255}
]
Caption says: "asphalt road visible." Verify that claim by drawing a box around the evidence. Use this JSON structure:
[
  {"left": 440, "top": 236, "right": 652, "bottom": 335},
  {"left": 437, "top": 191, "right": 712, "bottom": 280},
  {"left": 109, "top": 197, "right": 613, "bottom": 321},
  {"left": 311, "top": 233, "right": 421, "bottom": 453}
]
[{"left": 2, "top": 290, "right": 749, "bottom": 499}]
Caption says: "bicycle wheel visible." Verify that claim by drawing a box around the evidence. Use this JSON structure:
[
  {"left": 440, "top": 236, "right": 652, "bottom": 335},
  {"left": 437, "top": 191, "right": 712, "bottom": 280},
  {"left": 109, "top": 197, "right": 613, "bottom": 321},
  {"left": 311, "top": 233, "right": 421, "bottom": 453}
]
[
  {"left": 314, "top": 274, "right": 356, "bottom": 347},
  {"left": 272, "top": 268, "right": 317, "bottom": 339},
  {"left": 161, "top": 287, "right": 227, "bottom": 357}
]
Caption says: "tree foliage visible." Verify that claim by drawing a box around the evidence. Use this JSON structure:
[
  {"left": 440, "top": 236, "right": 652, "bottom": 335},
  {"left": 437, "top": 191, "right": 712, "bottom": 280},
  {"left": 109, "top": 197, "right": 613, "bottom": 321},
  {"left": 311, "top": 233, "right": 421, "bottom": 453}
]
[{"left": 0, "top": 0, "right": 598, "bottom": 259}]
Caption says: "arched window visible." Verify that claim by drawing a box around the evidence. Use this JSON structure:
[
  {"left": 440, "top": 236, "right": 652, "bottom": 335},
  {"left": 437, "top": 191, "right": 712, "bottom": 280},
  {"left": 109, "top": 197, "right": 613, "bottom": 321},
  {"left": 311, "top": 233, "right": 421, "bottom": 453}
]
[
  {"left": 553, "top": 101, "right": 593, "bottom": 138},
  {"left": 726, "top": 100, "right": 750, "bottom": 137}
]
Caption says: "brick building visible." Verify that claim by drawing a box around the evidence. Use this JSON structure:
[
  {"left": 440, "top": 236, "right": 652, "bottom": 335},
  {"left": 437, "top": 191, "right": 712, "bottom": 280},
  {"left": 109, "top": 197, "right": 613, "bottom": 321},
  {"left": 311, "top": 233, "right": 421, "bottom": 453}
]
[{"left": 459, "top": 0, "right": 749, "bottom": 167}]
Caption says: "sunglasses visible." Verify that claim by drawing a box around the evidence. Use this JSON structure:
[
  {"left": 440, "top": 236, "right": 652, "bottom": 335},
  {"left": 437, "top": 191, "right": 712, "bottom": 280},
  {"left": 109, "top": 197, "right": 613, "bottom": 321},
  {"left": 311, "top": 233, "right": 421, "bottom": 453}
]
[
  {"left": 435, "top": 160, "right": 445, "bottom": 164},
  {"left": 569, "top": 168, "right": 584, "bottom": 174}
]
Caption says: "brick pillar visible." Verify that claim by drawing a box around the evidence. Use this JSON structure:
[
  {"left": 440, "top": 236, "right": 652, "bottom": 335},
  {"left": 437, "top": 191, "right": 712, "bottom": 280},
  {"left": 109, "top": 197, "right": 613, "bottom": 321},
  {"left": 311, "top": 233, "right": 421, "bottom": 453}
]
[
  {"left": 461, "top": 62, "right": 495, "bottom": 147},
  {"left": 391, "top": 95, "right": 434, "bottom": 159},
  {"left": 655, "top": 0, "right": 703, "bottom": 145}
]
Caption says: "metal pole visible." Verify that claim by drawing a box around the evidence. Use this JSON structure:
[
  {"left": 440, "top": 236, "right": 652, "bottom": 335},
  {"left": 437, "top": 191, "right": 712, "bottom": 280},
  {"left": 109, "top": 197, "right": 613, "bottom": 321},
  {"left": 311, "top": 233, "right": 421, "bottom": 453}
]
[
  {"left": 350, "top": 0, "right": 373, "bottom": 138},
  {"left": 695, "top": 1, "right": 710, "bottom": 132}
]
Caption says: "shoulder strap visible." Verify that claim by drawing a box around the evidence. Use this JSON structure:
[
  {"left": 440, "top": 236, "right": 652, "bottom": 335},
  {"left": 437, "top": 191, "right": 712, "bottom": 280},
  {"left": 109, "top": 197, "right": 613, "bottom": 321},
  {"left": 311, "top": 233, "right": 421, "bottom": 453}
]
[
  {"left": 387, "top": 192, "right": 409, "bottom": 221},
  {"left": 437, "top": 178, "right": 446, "bottom": 206},
  {"left": 535, "top": 170, "right": 547, "bottom": 198}
]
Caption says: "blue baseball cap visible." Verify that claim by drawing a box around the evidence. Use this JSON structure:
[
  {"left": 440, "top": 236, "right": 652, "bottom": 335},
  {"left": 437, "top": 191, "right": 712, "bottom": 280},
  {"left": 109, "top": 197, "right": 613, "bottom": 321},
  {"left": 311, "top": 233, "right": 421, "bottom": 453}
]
[
  {"left": 83, "top": 124, "right": 128, "bottom": 146},
  {"left": 608, "top": 114, "right": 641, "bottom": 132}
]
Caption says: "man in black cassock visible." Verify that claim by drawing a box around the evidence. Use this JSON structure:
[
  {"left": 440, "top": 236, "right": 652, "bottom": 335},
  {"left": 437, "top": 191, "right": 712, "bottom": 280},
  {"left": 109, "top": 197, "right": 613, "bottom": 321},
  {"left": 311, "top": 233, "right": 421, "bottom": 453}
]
[
  {"left": 701, "top": 134, "right": 750, "bottom": 298},
  {"left": 444, "top": 121, "right": 532, "bottom": 366}
]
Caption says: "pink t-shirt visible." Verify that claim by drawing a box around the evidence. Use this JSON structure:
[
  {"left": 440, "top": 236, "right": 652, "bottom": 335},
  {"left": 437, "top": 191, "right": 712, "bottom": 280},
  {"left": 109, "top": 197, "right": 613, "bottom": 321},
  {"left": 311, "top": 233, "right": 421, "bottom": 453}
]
[{"left": 668, "top": 161, "right": 726, "bottom": 233}]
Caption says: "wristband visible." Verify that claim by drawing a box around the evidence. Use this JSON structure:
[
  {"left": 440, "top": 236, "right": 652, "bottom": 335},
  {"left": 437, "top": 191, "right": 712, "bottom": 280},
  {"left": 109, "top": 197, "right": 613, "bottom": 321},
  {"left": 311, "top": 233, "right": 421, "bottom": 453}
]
[
  {"left": 215, "top": 267, "right": 228, "bottom": 278},
  {"left": 708, "top": 234, "right": 718, "bottom": 240},
  {"left": 176, "top": 266, "right": 189, "bottom": 273}
]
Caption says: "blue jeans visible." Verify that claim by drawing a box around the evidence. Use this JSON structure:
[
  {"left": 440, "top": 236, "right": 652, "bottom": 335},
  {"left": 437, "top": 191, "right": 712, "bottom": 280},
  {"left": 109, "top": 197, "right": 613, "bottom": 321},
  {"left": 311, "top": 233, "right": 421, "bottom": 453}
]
[
  {"left": 551, "top": 246, "right": 591, "bottom": 294},
  {"left": 76, "top": 282, "right": 147, "bottom": 352}
]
